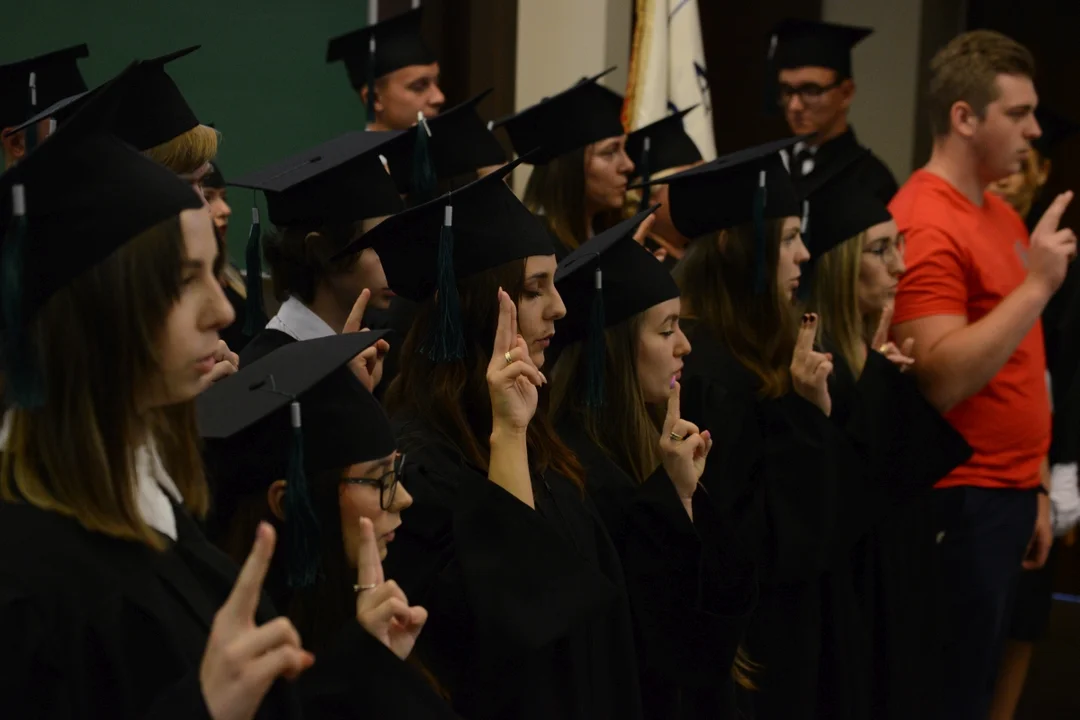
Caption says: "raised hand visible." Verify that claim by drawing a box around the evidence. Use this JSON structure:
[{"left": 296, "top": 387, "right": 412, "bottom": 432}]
[
  {"left": 1027, "top": 191, "right": 1077, "bottom": 298},
  {"left": 486, "top": 288, "right": 545, "bottom": 434},
  {"left": 200, "top": 523, "right": 314, "bottom": 720},
  {"left": 632, "top": 214, "right": 657, "bottom": 246},
  {"left": 790, "top": 313, "right": 834, "bottom": 417},
  {"left": 197, "top": 339, "right": 241, "bottom": 393},
  {"left": 659, "top": 380, "right": 712, "bottom": 510},
  {"left": 343, "top": 288, "right": 391, "bottom": 392},
  {"left": 870, "top": 304, "right": 915, "bottom": 373},
  {"left": 354, "top": 517, "right": 427, "bottom": 660}
]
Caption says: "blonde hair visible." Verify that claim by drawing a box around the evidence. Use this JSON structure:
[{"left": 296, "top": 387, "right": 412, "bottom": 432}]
[
  {"left": 0, "top": 218, "right": 210, "bottom": 549},
  {"left": 805, "top": 231, "right": 879, "bottom": 377},
  {"left": 144, "top": 124, "right": 219, "bottom": 175}
]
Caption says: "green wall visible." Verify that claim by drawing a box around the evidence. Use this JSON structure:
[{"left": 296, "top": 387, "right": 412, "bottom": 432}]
[{"left": 3, "top": 0, "right": 371, "bottom": 262}]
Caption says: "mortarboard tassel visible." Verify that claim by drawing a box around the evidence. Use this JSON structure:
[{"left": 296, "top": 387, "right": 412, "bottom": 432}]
[
  {"left": 425, "top": 204, "right": 465, "bottom": 362},
  {"left": 24, "top": 72, "right": 39, "bottom": 154},
  {"left": 243, "top": 202, "right": 267, "bottom": 336},
  {"left": 1, "top": 184, "right": 43, "bottom": 407},
  {"left": 637, "top": 136, "right": 651, "bottom": 214},
  {"left": 585, "top": 267, "right": 606, "bottom": 408},
  {"left": 753, "top": 170, "right": 767, "bottom": 295},
  {"left": 283, "top": 400, "right": 321, "bottom": 588},
  {"left": 411, "top": 112, "right": 437, "bottom": 202},
  {"left": 365, "top": 36, "right": 377, "bottom": 122}
]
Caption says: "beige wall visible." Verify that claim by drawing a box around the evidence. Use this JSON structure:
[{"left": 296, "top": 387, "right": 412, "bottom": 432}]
[
  {"left": 823, "top": 0, "right": 923, "bottom": 184},
  {"left": 513, "top": 0, "right": 632, "bottom": 192}
]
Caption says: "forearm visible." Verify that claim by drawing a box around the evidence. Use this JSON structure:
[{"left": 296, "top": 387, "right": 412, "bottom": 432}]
[
  {"left": 916, "top": 280, "right": 1049, "bottom": 412},
  {"left": 487, "top": 427, "right": 534, "bottom": 509}
]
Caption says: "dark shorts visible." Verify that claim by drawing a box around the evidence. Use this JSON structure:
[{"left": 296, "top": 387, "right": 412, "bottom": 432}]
[{"left": 1008, "top": 542, "right": 1059, "bottom": 642}]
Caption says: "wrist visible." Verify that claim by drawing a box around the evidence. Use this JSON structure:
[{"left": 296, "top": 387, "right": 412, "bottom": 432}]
[
  {"left": 490, "top": 424, "right": 528, "bottom": 446},
  {"left": 1022, "top": 273, "right": 1055, "bottom": 306}
]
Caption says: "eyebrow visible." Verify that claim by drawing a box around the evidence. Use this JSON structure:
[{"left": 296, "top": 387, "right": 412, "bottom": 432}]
[
  {"left": 661, "top": 313, "right": 680, "bottom": 325},
  {"left": 525, "top": 271, "right": 550, "bottom": 281}
]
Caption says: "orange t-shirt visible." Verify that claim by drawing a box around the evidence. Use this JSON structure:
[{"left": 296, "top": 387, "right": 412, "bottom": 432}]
[{"left": 890, "top": 170, "right": 1049, "bottom": 490}]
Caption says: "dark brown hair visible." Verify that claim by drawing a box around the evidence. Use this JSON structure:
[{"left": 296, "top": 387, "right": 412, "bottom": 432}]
[
  {"left": 523, "top": 146, "right": 621, "bottom": 253},
  {"left": 927, "top": 30, "right": 1036, "bottom": 138},
  {"left": 262, "top": 222, "right": 364, "bottom": 304},
  {"left": 674, "top": 220, "right": 798, "bottom": 398},
  {"left": 384, "top": 259, "right": 584, "bottom": 486},
  {"left": 0, "top": 216, "right": 210, "bottom": 549}
]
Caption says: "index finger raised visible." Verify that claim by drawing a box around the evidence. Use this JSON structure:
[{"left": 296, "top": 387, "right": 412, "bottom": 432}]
[
  {"left": 633, "top": 214, "right": 657, "bottom": 245},
  {"left": 343, "top": 289, "right": 372, "bottom": 335},
  {"left": 795, "top": 314, "right": 817, "bottom": 355},
  {"left": 1033, "top": 191, "right": 1074, "bottom": 240},
  {"left": 665, "top": 380, "right": 682, "bottom": 429},
  {"left": 224, "top": 521, "right": 276, "bottom": 621},
  {"left": 356, "top": 516, "right": 384, "bottom": 590},
  {"left": 871, "top": 304, "right": 894, "bottom": 349},
  {"left": 491, "top": 288, "right": 515, "bottom": 359}
]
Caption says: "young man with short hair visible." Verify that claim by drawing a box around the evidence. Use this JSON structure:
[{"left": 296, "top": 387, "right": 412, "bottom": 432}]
[{"left": 890, "top": 30, "right": 1077, "bottom": 720}]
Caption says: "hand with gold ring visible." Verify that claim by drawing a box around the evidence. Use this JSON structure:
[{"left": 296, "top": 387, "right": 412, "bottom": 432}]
[
  {"left": 354, "top": 517, "right": 427, "bottom": 660},
  {"left": 486, "top": 287, "right": 546, "bottom": 434},
  {"left": 870, "top": 304, "right": 915, "bottom": 373},
  {"left": 659, "top": 379, "right": 712, "bottom": 518},
  {"left": 343, "top": 289, "right": 392, "bottom": 391}
]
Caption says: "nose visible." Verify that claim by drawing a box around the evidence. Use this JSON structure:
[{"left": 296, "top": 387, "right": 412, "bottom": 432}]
[
  {"left": 674, "top": 326, "right": 691, "bottom": 358},
  {"left": 786, "top": 94, "right": 805, "bottom": 114},
  {"left": 618, "top": 147, "right": 635, "bottom": 176},
  {"left": 393, "top": 481, "right": 413, "bottom": 512},
  {"left": 206, "top": 274, "right": 236, "bottom": 332},
  {"left": 548, "top": 285, "right": 567, "bottom": 321},
  {"left": 890, "top": 253, "right": 907, "bottom": 277},
  {"left": 221, "top": 200, "right": 233, "bottom": 219},
  {"left": 795, "top": 236, "right": 811, "bottom": 264},
  {"left": 429, "top": 82, "right": 446, "bottom": 111}
]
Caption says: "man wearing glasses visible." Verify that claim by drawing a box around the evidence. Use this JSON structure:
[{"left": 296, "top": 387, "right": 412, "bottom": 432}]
[{"left": 767, "top": 19, "right": 899, "bottom": 203}]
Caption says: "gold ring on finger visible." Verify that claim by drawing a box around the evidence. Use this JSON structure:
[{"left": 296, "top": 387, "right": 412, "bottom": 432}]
[
  {"left": 878, "top": 344, "right": 889, "bottom": 353},
  {"left": 354, "top": 582, "right": 378, "bottom": 593},
  {"left": 504, "top": 351, "right": 513, "bottom": 366},
  {"left": 669, "top": 431, "right": 686, "bottom": 442}
]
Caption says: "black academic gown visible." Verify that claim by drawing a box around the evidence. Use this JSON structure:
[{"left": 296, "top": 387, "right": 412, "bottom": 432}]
[
  {"left": 0, "top": 498, "right": 460, "bottom": 720},
  {"left": 678, "top": 324, "right": 969, "bottom": 720},
  {"left": 557, "top": 419, "right": 758, "bottom": 720},
  {"left": 794, "top": 128, "right": 899, "bottom": 205},
  {"left": 383, "top": 414, "right": 643, "bottom": 720}
]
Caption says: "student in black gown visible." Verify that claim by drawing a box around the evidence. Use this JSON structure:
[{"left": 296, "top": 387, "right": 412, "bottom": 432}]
[
  {"left": 0, "top": 66, "right": 459, "bottom": 720},
  {"left": 548, "top": 208, "right": 757, "bottom": 719},
  {"left": 494, "top": 69, "right": 633, "bottom": 257},
  {"left": 200, "top": 158, "right": 252, "bottom": 354},
  {"left": 622, "top": 107, "right": 704, "bottom": 267},
  {"left": 643, "top": 138, "right": 970, "bottom": 720},
  {"left": 800, "top": 155, "right": 972, "bottom": 720},
  {"left": 347, "top": 158, "right": 644, "bottom": 719}
]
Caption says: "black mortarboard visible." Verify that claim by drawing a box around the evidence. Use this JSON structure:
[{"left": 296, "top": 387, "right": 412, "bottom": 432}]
[
  {"left": 326, "top": 8, "right": 437, "bottom": 104},
  {"left": 342, "top": 155, "right": 554, "bottom": 361},
  {"left": 493, "top": 68, "right": 626, "bottom": 165},
  {"left": 199, "top": 332, "right": 394, "bottom": 587},
  {"left": 768, "top": 19, "right": 872, "bottom": 77},
  {"left": 1033, "top": 106, "right": 1080, "bottom": 158},
  {"left": 0, "top": 63, "right": 204, "bottom": 405},
  {"left": 625, "top": 106, "right": 703, "bottom": 180},
  {"left": 381, "top": 89, "right": 507, "bottom": 202},
  {"left": 203, "top": 159, "right": 226, "bottom": 189},
  {"left": 0, "top": 44, "right": 89, "bottom": 132},
  {"left": 800, "top": 148, "right": 891, "bottom": 259},
  {"left": 554, "top": 206, "right": 677, "bottom": 406}
]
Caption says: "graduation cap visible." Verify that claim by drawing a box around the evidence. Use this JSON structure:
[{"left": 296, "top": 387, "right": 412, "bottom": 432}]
[
  {"left": 326, "top": 7, "right": 437, "bottom": 117},
  {"left": 624, "top": 106, "right": 703, "bottom": 211},
  {"left": 553, "top": 206, "right": 677, "bottom": 406},
  {"left": 0, "top": 44, "right": 90, "bottom": 145},
  {"left": 0, "top": 63, "right": 204, "bottom": 406},
  {"left": 492, "top": 68, "right": 626, "bottom": 165},
  {"left": 768, "top": 19, "right": 872, "bottom": 77},
  {"left": 800, "top": 148, "right": 891, "bottom": 259},
  {"left": 636, "top": 136, "right": 804, "bottom": 292},
  {"left": 198, "top": 331, "right": 394, "bottom": 588},
  {"left": 343, "top": 155, "right": 554, "bottom": 361},
  {"left": 1033, "top": 106, "right": 1080, "bottom": 158},
  {"left": 229, "top": 130, "right": 405, "bottom": 334},
  {"left": 203, "top": 159, "right": 226, "bottom": 189},
  {"left": 381, "top": 89, "right": 507, "bottom": 202}
]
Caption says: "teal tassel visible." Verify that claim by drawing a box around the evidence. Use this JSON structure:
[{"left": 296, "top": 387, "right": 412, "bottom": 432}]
[
  {"left": 411, "top": 113, "right": 437, "bottom": 202},
  {"left": 1, "top": 184, "right": 43, "bottom": 408},
  {"left": 637, "top": 137, "right": 651, "bottom": 214},
  {"left": 284, "top": 401, "right": 321, "bottom": 589},
  {"left": 424, "top": 205, "right": 465, "bottom": 362},
  {"left": 753, "top": 171, "right": 767, "bottom": 295},
  {"left": 365, "top": 37, "right": 377, "bottom": 123},
  {"left": 585, "top": 268, "right": 606, "bottom": 408},
  {"left": 243, "top": 202, "right": 266, "bottom": 336}
]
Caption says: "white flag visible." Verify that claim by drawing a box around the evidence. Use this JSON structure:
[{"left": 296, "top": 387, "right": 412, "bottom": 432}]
[{"left": 625, "top": 0, "right": 715, "bottom": 161}]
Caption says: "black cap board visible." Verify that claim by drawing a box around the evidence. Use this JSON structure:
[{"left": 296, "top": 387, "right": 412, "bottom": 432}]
[
  {"left": 381, "top": 89, "right": 507, "bottom": 198},
  {"left": 0, "top": 61, "right": 204, "bottom": 405},
  {"left": 625, "top": 106, "right": 703, "bottom": 180},
  {"left": 493, "top": 68, "right": 626, "bottom": 165},
  {"left": 1033, "top": 106, "right": 1080, "bottom": 158},
  {"left": 3, "top": 90, "right": 90, "bottom": 138},
  {"left": 0, "top": 44, "right": 90, "bottom": 131},
  {"left": 800, "top": 148, "right": 892, "bottom": 259},
  {"left": 198, "top": 332, "right": 395, "bottom": 587},
  {"left": 327, "top": 7, "right": 437, "bottom": 90},
  {"left": 229, "top": 131, "right": 404, "bottom": 227},
  {"left": 768, "top": 19, "right": 872, "bottom": 77}
]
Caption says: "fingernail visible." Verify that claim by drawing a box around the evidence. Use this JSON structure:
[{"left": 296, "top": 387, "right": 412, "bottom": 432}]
[
  {"left": 802, "top": 313, "right": 810, "bottom": 323},
  {"left": 702, "top": 430, "right": 711, "bottom": 440},
  {"left": 670, "top": 376, "right": 676, "bottom": 389}
]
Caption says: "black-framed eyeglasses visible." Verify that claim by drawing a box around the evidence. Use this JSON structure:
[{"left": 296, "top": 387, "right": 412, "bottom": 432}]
[
  {"left": 342, "top": 453, "right": 405, "bottom": 511},
  {"left": 777, "top": 80, "right": 843, "bottom": 107}
]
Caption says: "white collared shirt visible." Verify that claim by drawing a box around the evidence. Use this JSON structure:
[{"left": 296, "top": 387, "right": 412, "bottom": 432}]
[
  {"left": 265, "top": 296, "right": 336, "bottom": 341},
  {"left": 0, "top": 412, "right": 183, "bottom": 540}
]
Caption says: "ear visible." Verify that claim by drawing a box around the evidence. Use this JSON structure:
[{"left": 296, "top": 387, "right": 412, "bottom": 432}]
[
  {"left": 266, "top": 479, "right": 288, "bottom": 521},
  {"left": 1, "top": 128, "right": 26, "bottom": 162},
  {"left": 950, "top": 101, "right": 980, "bottom": 139},
  {"left": 838, "top": 78, "right": 856, "bottom": 111}
]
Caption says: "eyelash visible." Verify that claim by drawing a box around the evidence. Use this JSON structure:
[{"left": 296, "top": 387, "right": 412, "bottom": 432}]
[{"left": 522, "top": 290, "right": 542, "bottom": 300}]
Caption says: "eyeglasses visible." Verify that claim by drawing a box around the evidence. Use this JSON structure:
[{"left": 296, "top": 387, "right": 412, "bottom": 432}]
[
  {"left": 777, "top": 80, "right": 843, "bottom": 107},
  {"left": 341, "top": 453, "right": 405, "bottom": 511},
  {"left": 863, "top": 235, "right": 906, "bottom": 263}
]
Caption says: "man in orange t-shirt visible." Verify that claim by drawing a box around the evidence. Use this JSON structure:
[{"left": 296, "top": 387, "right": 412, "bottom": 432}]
[{"left": 890, "top": 31, "right": 1076, "bottom": 720}]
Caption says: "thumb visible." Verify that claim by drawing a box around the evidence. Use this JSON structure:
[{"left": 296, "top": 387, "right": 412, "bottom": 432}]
[{"left": 343, "top": 289, "right": 372, "bottom": 334}]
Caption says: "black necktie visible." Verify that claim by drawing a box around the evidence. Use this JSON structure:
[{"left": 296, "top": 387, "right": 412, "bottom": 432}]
[{"left": 792, "top": 148, "right": 815, "bottom": 180}]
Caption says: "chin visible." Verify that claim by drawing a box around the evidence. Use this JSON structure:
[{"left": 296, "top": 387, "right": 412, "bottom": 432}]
[
  {"left": 369, "top": 293, "right": 392, "bottom": 311},
  {"left": 531, "top": 350, "right": 546, "bottom": 369}
]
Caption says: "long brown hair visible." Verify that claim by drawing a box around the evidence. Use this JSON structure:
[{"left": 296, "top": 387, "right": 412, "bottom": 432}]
[
  {"left": 0, "top": 216, "right": 210, "bottom": 549},
  {"left": 805, "top": 231, "right": 878, "bottom": 378},
  {"left": 384, "top": 259, "right": 584, "bottom": 486},
  {"left": 549, "top": 313, "right": 662, "bottom": 484},
  {"left": 523, "top": 146, "right": 621, "bottom": 253},
  {"left": 673, "top": 219, "right": 798, "bottom": 398}
]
